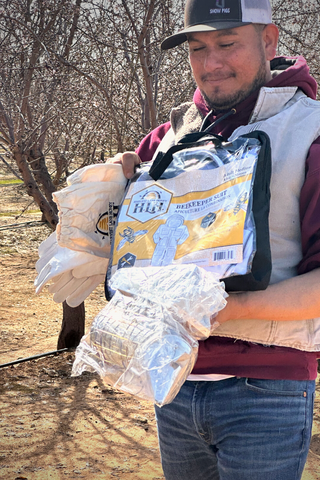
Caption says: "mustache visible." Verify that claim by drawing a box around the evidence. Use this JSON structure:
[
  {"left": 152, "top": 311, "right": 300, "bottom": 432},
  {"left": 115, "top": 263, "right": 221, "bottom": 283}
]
[{"left": 201, "top": 72, "right": 236, "bottom": 82}]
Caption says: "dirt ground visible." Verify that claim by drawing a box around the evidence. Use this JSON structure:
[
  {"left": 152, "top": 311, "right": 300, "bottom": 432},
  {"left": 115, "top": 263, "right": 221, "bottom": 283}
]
[{"left": 1, "top": 175, "right": 320, "bottom": 480}]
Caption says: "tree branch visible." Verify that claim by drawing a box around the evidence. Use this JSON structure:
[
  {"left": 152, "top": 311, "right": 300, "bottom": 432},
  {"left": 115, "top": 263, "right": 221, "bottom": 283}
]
[{"left": 0, "top": 155, "right": 23, "bottom": 180}]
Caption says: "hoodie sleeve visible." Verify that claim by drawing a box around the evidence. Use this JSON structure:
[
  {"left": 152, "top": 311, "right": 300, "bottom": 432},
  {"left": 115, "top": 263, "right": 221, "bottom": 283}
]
[
  {"left": 135, "top": 121, "right": 171, "bottom": 163},
  {"left": 298, "top": 136, "right": 320, "bottom": 274}
]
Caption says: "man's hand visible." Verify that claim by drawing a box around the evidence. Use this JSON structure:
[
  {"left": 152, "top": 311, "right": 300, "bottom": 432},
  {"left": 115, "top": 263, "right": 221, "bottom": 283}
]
[{"left": 107, "top": 151, "right": 141, "bottom": 179}]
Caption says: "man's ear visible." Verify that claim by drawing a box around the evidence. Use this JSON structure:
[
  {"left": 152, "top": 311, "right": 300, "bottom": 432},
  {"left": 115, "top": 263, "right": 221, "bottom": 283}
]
[{"left": 263, "top": 24, "right": 279, "bottom": 61}]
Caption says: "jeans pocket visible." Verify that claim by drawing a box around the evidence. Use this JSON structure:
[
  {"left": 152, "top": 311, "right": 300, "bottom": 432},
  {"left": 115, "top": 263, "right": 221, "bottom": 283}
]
[{"left": 244, "top": 378, "right": 311, "bottom": 397}]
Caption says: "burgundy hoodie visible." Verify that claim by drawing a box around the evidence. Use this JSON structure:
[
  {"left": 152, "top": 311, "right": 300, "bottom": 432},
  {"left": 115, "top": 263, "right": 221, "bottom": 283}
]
[{"left": 136, "top": 56, "right": 320, "bottom": 380}]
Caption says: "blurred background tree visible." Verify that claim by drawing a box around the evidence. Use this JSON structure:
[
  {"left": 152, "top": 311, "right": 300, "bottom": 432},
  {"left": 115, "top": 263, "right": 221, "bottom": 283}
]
[{"left": 272, "top": 0, "right": 320, "bottom": 88}]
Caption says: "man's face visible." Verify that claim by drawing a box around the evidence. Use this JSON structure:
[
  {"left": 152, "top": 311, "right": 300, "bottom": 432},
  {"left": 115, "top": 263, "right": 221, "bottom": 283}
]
[{"left": 188, "top": 25, "right": 273, "bottom": 112}]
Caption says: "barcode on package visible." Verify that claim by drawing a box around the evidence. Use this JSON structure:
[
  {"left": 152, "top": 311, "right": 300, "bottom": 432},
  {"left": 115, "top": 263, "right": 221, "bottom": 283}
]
[
  {"left": 214, "top": 250, "right": 234, "bottom": 261},
  {"left": 211, "top": 245, "right": 243, "bottom": 265}
]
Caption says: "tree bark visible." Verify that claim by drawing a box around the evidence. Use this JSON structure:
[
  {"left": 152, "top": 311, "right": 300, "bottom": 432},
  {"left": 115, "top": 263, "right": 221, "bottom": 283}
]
[
  {"left": 12, "top": 144, "right": 59, "bottom": 228},
  {"left": 57, "top": 301, "right": 85, "bottom": 349},
  {"left": 27, "top": 145, "right": 58, "bottom": 211},
  {"left": 121, "top": 0, "right": 158, "bottom": 130}
]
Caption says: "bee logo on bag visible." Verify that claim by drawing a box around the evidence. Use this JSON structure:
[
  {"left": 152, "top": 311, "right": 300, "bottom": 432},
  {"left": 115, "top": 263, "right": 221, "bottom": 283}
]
[
  {"left": 127, "top": 185, "right": 173, "bottom": 223},
  {"left": 95, "top": 202, "right": 119, "bottom": 241}
]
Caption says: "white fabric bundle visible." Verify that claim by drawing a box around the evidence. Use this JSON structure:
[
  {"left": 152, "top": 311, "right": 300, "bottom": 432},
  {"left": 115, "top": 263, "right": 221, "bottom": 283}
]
[
  {"left": 54, "top": 164, "right": 127, "bottom": 257},
  {"left": 35, "top": 163, "right": 127, "bottom": 307}
]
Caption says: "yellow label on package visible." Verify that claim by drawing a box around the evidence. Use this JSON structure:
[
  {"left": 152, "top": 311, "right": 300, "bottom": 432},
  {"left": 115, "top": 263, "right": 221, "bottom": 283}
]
[{"left": 111, "top": 156, "right": 255, "bottom": 275}]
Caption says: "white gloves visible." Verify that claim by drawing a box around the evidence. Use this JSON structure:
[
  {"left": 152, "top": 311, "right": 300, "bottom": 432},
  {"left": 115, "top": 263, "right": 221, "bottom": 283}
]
[
  {"left": 35, "top": 163, "right": 127, "bottom": 307},
  {"left": 47, "top": 254, "right": 109, "bottom": 308},
  {"left": 34, "top": 231, "right": 110, "bottom": 307}
]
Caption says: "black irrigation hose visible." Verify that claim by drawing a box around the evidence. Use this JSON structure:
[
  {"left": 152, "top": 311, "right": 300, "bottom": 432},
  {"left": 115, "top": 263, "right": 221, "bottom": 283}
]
[
  {"left": 0, "top": 220, "right": 46, "bottom": 231},
  {"left": 0, "top": 348, "right": 70, "bottom": 369}
]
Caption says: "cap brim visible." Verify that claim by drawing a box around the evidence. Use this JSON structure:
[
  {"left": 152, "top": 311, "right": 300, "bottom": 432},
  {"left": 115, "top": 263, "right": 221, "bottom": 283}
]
[{"left": 161, "top": 21, "right": 251, "bottom": 50}]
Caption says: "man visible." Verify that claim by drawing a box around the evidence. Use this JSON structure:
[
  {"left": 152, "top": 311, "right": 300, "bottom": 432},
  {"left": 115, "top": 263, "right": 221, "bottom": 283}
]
[{"left": 109, "top": 0, "right": 320, "bottom": 478}]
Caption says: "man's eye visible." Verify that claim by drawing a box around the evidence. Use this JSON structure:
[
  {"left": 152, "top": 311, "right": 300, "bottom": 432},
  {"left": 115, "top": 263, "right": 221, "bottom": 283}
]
[
  {"left": 220, "top": 42, "right": 234, "bottom": 48},
  {"left": 192, "top": 46, "right": 205, "bottom": 52}
]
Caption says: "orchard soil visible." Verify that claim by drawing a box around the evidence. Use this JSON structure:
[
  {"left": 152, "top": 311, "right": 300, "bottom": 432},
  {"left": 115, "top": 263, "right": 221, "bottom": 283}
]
[{"left": 1, "top": 176, "right": 320, "bottom": 480}]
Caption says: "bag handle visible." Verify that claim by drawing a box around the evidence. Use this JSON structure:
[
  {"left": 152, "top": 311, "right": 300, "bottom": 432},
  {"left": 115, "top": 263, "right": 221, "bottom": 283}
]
[
  {"left": 149, "top": 109, "right": 237, "bottom": 181},
  {"left": 149, "top": 132, "right": 224, "bottom": 181}
]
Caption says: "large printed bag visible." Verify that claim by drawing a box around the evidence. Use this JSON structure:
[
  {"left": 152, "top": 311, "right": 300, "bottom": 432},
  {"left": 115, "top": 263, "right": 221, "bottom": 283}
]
[{"left": 106, "top": 130, "right": 272, "bottom": 299}]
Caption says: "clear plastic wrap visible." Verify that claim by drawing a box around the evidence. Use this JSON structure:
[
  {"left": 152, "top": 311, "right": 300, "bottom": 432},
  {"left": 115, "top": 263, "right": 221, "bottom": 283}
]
[
  {"left": 72, "top": 264, "right": 227, "bottom": 406},
  {"left": 109, "top": 264, "right": 227, "bottom": 340},
  {"left": 72, "top": 290, "right": 199, "bottom": 406}
]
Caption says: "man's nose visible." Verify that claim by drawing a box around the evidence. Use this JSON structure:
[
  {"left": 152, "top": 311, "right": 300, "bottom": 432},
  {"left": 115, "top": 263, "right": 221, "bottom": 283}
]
[{"left": 203, "top": 50, "right": 224, "bottom": 71}]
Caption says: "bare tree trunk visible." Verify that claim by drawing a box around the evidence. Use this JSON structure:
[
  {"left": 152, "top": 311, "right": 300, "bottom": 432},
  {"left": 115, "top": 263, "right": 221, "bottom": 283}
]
[
  {"left": 12, "top": 144, "right": 59, "bottom": 228},
  {"left": 27, "top": 145, "right": 58, "bottom": 208},
  {"left": 57, "top": 301, "right": 85, "bottom": 349},
  {"left": 53, "top": 150, "right": 69, "bottom": 185},
  {"left": 63, "top": 0, "right": 82, "bottom": 59},
  {"left": 122, "top": 0, "right": 158, "bottom": 130}
]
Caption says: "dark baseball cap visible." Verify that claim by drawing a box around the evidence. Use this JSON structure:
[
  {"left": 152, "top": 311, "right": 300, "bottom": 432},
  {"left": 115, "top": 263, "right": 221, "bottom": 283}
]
[{"left": 161, "top": 0, "right": 272, "bottom": 50}]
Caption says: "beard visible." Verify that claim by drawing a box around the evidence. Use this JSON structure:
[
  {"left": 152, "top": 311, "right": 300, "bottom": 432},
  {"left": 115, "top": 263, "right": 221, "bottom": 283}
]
[{"left": 200, "top": 60, "right": 269, "bottom": 113}]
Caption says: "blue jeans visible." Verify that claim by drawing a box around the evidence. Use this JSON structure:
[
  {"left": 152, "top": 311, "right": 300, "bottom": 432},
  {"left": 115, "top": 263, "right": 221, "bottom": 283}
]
[{"left": 155, "top": 377, "right": 315, "bottom": 480}]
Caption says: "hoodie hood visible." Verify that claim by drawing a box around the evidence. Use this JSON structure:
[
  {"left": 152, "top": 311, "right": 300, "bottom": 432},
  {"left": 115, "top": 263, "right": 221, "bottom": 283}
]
[{"left": 268, "top": 56, "right": 317, "bottom": 100}]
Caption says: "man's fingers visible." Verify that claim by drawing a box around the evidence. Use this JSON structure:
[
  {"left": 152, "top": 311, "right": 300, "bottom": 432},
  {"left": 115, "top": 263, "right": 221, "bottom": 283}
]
[
  {"left": 122, "top": 152, "right": 141, "bottom": 179},
  {"left": 106, "top": 151, "right": 141, "bottom": 179}
]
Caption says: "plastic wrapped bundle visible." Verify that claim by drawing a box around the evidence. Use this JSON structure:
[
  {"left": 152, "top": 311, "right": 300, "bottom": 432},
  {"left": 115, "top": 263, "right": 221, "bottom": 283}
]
[
  {"left": 110, "top": 264, "right": 227, "bottom": 340},
  {"left": 72, "top": 290, "right": 198, "bottom": 406},
  {"left": 72, "top": 264, "right": 227, "bottom": 406}
]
